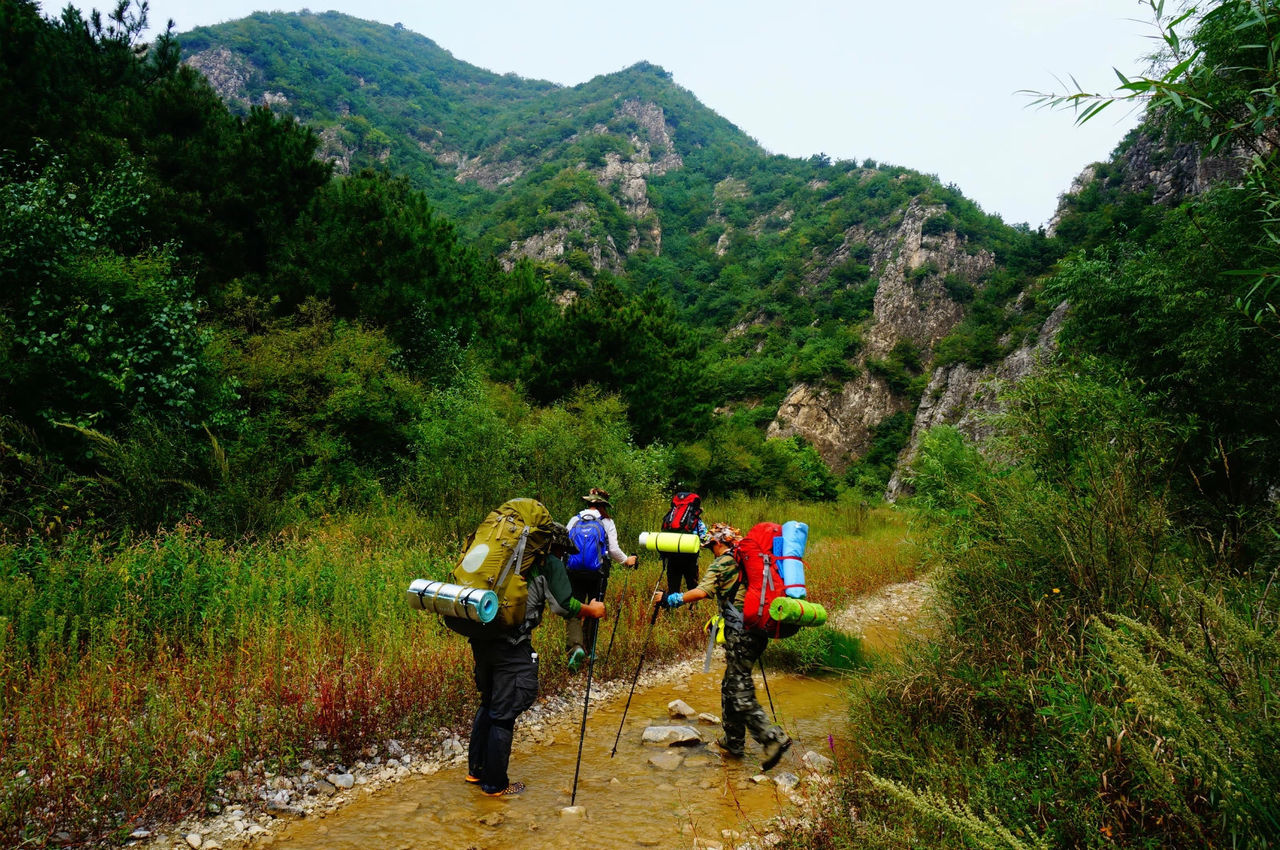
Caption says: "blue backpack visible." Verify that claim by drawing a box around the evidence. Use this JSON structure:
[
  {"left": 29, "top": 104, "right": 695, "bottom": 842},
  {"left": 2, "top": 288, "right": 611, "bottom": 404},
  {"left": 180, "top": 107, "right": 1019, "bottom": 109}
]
[{"left": 566, "top": 513, "right": 609, "bottom": 572}]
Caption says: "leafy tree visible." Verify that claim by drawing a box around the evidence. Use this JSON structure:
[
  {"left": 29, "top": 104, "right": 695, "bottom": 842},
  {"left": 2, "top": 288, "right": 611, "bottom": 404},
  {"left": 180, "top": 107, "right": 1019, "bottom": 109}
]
[
  {"left": 1032, "top": 0, "right": 1280, "bottom": 535},
  {"left": 0, "top": 154, "right": 229, "bottom": 436},
  {"left": 843, "top": 410, "right": 914, "bottom": 499},
  {"left": 271, "top": 170, "right": 491, "bottom": 341},
  {"left": 1030, "top": 0, "right": 1280, "bottom": 337},
  {"left": 0, "top": 1, "right": 331, "bottom": 292},
  {"left": 526, "top": 279, "right": 713, "bottom": 443}
]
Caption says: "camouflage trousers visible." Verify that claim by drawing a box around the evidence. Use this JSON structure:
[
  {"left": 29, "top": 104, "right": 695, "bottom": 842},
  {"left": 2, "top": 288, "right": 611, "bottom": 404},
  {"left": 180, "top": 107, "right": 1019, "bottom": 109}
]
[{"left": 720, "top": 627, "right": 786, "bottom": 749}]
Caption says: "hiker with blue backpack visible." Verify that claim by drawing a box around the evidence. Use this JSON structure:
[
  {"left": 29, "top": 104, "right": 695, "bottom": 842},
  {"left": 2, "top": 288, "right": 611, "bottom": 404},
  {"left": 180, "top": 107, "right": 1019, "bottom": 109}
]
[{"left": 564, "top": 487, "right": 636, "bottom": 672}]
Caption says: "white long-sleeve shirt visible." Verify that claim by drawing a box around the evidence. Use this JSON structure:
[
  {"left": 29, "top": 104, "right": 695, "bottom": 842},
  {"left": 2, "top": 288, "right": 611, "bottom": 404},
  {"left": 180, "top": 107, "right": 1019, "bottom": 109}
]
[{"left": 567, "top": 507, "right": 629, "bottom": 564}]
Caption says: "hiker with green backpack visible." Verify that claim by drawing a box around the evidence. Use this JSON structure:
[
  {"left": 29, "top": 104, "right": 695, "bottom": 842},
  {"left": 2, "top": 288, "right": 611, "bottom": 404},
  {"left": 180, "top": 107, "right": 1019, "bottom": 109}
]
[
  {"left": 654, "top": 521, "right": 792, "bottom": 771},
  {"left": 563, "top": 487, "right": 637, "bottom": 673},
  {"left": 441, "top": 499, "right": 606, "bottom": 798}
]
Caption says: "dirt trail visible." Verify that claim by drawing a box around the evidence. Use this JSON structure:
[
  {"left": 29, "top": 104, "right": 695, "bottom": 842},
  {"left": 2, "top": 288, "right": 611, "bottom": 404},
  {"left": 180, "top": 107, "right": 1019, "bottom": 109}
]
[
  {"left": 135, "top": 578, "right": 935, "bottom": 850},
  {"left": 829, "top": 577, "right": 938, "bottom": 652}
]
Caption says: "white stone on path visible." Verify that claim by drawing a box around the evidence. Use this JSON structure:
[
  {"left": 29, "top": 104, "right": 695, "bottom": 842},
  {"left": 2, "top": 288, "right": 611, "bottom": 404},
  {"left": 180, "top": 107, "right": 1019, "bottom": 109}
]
[
  {"left": 642, "top": 725, "right": 701, "bottom": 745},
  {"left": 774, "top": 771, "right": 800, "bottom": 792},
  {"left": 801, "top": 751, "right": 835, "bottom": 773},
  {"left": 667, "top": 699, "right": 696, "bottom": 718},
  {"left": 327, "top": 772, "right": 355, "bottom": 789}
]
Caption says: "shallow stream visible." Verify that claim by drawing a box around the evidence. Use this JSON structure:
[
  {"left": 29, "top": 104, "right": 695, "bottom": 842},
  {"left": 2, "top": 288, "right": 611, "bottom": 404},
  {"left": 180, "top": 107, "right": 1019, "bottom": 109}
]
[{"left": 262, "top": 660, "right": 852, "bottom": 849}]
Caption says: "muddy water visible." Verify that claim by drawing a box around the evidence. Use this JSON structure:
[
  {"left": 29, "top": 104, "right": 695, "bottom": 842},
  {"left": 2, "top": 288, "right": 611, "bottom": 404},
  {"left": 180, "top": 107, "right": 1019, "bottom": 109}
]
[{"left": 265, "top": 663, "right": 851, "bottom": 849}]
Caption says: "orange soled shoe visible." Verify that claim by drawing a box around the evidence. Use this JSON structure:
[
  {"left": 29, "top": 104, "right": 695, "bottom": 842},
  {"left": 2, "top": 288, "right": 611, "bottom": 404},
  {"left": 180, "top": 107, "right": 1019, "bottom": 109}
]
[
  {"left": 465, "top": 774, "right": 481, "bottom": 784},
  {"left": 480, "top": 781, "right": 526, "bottom": 797}
]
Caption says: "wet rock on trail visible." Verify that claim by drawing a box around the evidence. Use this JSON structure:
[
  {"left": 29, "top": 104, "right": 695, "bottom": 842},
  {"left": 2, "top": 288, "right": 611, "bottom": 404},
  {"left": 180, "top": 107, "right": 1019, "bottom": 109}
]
[{"left": 642, "top": 724, "right": 703, "bottom": 745}]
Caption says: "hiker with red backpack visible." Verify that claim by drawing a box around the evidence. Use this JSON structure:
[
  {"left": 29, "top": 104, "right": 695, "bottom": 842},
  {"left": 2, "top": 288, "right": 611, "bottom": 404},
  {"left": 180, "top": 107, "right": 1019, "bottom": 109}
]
[
  {"left": 563, "top": 487, "right": 637, "bottom": 672},
  {"left": 660, "top": 488, "right": 710, "bottom": 594},
  {"left": 653, "top": 522, "right": 792, "bottom": 771}
]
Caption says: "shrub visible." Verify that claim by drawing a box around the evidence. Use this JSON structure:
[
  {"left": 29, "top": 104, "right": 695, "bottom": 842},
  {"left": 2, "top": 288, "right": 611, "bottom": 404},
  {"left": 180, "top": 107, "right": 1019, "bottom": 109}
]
[{"left": 836, "top": 359, "right": 1258, "bottom": 848}]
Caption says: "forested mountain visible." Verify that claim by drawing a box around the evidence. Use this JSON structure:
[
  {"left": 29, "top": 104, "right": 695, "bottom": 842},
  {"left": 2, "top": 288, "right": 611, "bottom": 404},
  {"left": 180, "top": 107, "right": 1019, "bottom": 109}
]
[{"left": 175, "top": 11, "right": 1064, "bottom": 490}]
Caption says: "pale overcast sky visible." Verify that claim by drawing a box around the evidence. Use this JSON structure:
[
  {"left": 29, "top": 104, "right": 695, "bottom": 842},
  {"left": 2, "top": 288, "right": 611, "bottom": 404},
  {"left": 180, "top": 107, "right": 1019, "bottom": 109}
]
[{"left": 79, "top": 0, "right": 1158, "bottom": 227}]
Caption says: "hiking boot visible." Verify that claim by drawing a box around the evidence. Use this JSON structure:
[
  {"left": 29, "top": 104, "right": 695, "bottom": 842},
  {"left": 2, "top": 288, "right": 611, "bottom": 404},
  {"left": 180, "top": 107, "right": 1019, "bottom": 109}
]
[
  {"left": 480, "top": 781, "right": 526, "bottom": 797},
  {"left": 714, "top": 736, "right": 745, "bottom": 758},
  {"left": 567, "top": 646, "right": 586, "bottom": 674},
  {"left": 761, "top": 734, "right": 792, "bottom": 771},
  {"left": 465, "top": 774, "right": 481, "bottom": 784}
]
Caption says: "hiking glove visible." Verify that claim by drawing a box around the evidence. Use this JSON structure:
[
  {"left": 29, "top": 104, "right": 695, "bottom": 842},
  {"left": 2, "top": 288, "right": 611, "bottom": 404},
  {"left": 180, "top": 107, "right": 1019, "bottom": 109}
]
[{"left": 665, "top": 592, "right": 685, "bottom": 609}]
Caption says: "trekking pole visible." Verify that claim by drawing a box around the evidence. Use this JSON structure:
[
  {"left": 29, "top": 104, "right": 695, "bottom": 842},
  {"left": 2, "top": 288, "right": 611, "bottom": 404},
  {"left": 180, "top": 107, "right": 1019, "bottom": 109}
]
[
  {"left": 570, "top": 572, "right": 607, "bottom": 806},
  {"left": 598, "top": 556, "right": 633, "bottom": 671},
  {"left": 759, "top": 656, "right": 777, "bottom": 720},
  {"left": 610, "top": 578, "right": 665, "bottom": 757},
  {"left": 600, "top": 553, "right": 659, "bottom": 670}
]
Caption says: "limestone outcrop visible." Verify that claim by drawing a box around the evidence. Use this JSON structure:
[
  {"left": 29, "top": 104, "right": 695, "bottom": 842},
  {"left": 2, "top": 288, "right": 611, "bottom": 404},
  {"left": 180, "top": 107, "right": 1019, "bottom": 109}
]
[
  {"left": 768, "top": 200, "right": 996, "bottom": 468},
  {"left": 884, "top": 301, "right": 1067, "bottom": 498}
]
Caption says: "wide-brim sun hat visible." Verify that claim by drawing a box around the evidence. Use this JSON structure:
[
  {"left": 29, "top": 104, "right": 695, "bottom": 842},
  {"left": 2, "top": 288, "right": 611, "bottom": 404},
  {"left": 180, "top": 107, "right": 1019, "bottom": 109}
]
[{"left": 581, "top": 487, "right": 612, "bottom": 509}]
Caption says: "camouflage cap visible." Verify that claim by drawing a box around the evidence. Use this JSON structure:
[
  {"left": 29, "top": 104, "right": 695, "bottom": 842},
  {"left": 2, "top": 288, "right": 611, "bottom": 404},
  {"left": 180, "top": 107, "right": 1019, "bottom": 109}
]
[
  {"left": 707, "top": 522, "right": 740, "bottom": 546},
  {"left": 549, "top": 521, "right": 580, "bottom": 555}
]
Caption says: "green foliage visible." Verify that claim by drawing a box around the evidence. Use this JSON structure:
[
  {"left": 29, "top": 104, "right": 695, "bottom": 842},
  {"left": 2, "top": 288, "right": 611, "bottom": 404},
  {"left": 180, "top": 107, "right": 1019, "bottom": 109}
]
[
  {"left": 788, "top": 325, "right": 863, "bottom": 388},
  {"left": 866, "top": 775, "right": 1053, "bottom": 850},
  {"left": 866, "top": 340, "right": 926, "bottom": 396},
  {"left": 904, "top": 425, "right": 984, "bottom": 519},
  {"left": 1030, "top": 0, "right": 1280, "bottom": 342},
  {"left": 1096, "top": 596, "right": 1280, "bottom": 845},
  {"left": 524, "top": 278, "right": 713, "bottom": 444},
  {"left": 271, "top": 169, "right": 500, "bottom": 358},
  {"left": 205, "top": 303, "right": 426, "bottom": 530},
  {"left": 673, "top": 419, "right": 838, "bottom": 502},
  {"left": 0, "top": 150, "right": 238, "bottom": 532},
  {"left": 1049, "top": 189, "right": 1280, "bottom": 528},
  {"left": 1049, "top": 161, "right": 1162, "bottom": 250},
  {"left": 843, "top": 359, "right": 1280, "bottom": 847},
  {"left": 844, "top": 410, "right": 915, "bottom": 500},
  {"left": 764, "top": 626, "right": 865, "bottom": 673}
]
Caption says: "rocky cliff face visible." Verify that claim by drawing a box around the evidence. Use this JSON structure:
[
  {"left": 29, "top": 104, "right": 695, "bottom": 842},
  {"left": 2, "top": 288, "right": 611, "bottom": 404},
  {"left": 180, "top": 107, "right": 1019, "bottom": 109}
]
[
  {"left": 866, "top": 122, "right": 1237, "bottom": 498},
  {"left": 184, "top": 47, "right": 255, "bottom": 106},
  {"left": 883, "top": 300, "right": 1067, "bottom": 497},
  {"left": 1048, "top": 120, "right": 1247, "bottom": 235},
  {"left": 768, "top": 200, "right": 994, "bottom": 467},
  {"left": 185, "top": 46, "right": 364, "bottom": 174},
  {"left": 500, "top": 99, "right": 681, "bottom": 274}
]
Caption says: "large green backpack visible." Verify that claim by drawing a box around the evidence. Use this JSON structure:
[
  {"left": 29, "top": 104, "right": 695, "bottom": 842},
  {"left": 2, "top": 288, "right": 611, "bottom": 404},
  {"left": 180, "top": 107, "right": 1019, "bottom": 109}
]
[{"left": 447, "top": 498, "right": 555, "bottom": 634}]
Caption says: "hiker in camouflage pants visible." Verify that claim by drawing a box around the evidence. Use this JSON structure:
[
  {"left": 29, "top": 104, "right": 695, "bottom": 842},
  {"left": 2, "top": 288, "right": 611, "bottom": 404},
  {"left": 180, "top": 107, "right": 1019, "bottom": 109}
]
[
  {"left": 656, "top": 522, "right": 791, "bottom": 769},
  {"left": 720, "top": 625, "right": 780, "bottom": 754}
]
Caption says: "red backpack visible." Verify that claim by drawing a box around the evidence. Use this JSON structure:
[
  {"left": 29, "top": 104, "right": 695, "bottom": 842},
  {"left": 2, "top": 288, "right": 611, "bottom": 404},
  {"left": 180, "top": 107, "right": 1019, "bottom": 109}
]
[
  {"left": 662, "top": 492, "right": 703, "bottom": 533},
  {"left": 733, "top": 522, "right": 798, "bottom": 638}
]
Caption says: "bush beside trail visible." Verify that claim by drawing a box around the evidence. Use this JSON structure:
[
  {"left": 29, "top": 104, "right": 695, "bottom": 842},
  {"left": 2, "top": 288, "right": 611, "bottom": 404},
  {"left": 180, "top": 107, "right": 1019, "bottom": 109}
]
[{"left": 778, "top": 363, "right": 1280, "bottom": 850}]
